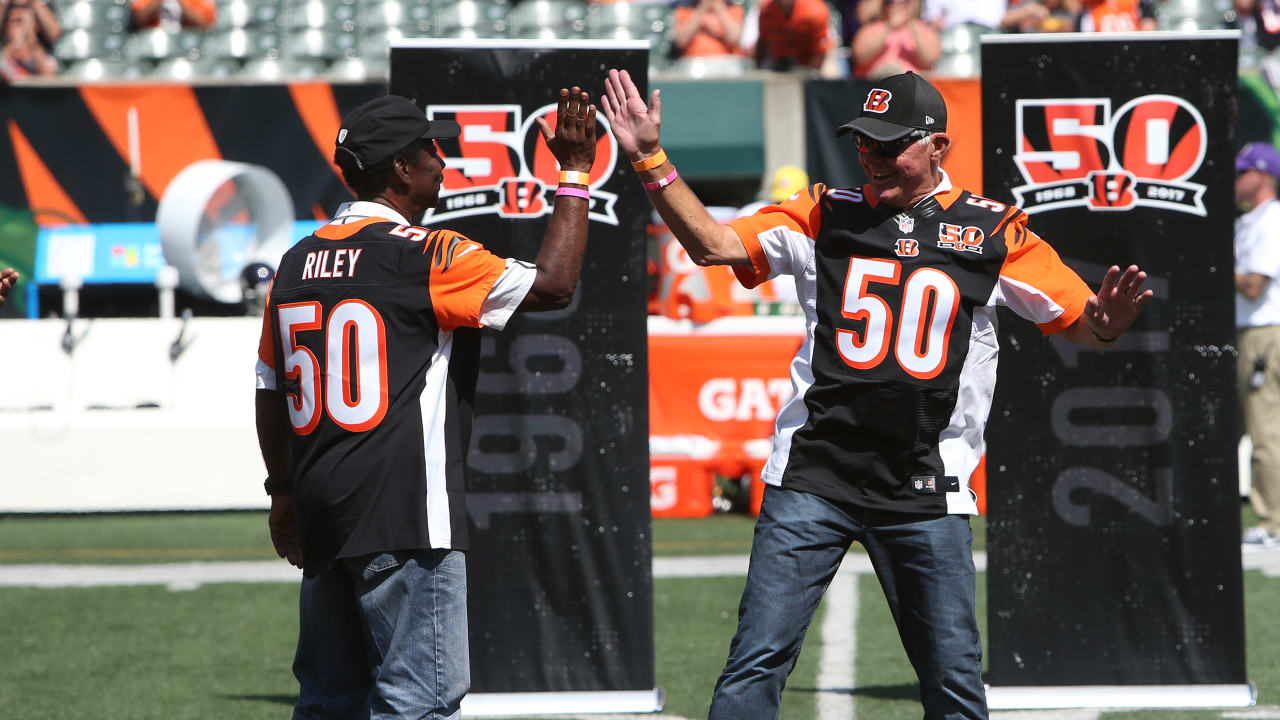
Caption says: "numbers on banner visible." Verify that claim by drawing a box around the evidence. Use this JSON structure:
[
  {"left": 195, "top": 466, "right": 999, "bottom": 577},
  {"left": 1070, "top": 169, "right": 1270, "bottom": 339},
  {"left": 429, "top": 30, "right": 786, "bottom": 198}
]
[
  {"left": 836, "top": 257, "right": 960, "bottom": 380},
  {"left": 277, "top": 300, "right": 389, "bottom": 435},
  {"left": 470, "top": 333, "right": 585, "bottom": 475},
  {"left": 1047, "top": 374, "right": 1175, "bottom": 527},
  {"left": 1053, "top": 468, "right": 1173, "bottom": 528}
]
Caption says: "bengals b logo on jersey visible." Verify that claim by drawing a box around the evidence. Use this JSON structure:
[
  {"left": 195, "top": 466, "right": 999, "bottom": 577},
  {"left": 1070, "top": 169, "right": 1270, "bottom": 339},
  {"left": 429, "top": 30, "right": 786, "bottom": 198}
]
[
  {"left": 894, "top": 238, "right": 919, "bottom": 258},
  {"left": 864, "top": 89, "right": 892, "bottom": 114},
  {"left": 1010, "top": 94, "right": 1206, "bottom": 216}
]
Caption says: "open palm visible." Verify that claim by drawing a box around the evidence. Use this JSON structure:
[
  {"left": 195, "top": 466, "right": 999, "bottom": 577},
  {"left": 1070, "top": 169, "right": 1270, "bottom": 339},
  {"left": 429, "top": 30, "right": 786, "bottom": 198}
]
[{"left": 601, "top": 68, "right": 662, "bottom": 157}]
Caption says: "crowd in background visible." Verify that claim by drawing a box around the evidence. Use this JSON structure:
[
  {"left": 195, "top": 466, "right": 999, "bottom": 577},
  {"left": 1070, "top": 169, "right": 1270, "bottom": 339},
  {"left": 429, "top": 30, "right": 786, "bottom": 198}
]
[{"left": 0, "top": 0, "right": 1268, "bottom": 84}]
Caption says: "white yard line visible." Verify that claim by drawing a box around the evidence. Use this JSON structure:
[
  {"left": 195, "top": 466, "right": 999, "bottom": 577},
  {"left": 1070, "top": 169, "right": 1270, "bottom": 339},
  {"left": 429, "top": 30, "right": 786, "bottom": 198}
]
[
  {"left": 816, "top": 570, "right": 858, "bottom": 720},
  {"left": 7, "top": 547, "right": 1280, "bottom": 588}
]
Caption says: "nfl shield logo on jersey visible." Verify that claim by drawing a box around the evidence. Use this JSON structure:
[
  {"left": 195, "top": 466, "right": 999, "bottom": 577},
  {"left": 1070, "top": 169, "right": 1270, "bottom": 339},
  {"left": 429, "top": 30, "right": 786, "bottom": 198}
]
[{"left": 895, "top": 214, "right": 914, "bottom": 234}]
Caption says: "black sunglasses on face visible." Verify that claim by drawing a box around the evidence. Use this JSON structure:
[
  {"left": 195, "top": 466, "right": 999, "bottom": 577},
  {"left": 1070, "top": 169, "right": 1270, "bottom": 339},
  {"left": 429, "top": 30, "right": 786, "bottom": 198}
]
[{"left": 853, "top": 131, "right": 930, "bottom": 158}]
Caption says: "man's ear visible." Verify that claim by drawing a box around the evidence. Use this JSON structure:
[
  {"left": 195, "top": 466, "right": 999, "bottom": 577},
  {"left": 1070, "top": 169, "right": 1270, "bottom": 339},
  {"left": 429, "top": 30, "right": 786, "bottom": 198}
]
[{"left": 931, "top": 132, "right": 952, "bottom": 161}]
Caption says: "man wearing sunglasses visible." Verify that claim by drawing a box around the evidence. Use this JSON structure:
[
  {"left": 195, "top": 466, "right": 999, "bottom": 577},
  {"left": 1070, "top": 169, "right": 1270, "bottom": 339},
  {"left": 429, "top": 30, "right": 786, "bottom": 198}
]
[{"left": 603, "top": 67, "right": 1153, "bottom": 719}]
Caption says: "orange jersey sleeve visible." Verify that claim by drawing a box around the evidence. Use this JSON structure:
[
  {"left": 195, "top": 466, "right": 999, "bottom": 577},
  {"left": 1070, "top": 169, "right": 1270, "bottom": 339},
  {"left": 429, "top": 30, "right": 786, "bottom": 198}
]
[
  {"left": 998, "top": 213, "right": 1091, "bottom": 335},
  {"left": 727, "top": 183, "right": 826, "bottom": 289},
  {"left": 422, "top": 229, "right": 507, "bottom": 332}
]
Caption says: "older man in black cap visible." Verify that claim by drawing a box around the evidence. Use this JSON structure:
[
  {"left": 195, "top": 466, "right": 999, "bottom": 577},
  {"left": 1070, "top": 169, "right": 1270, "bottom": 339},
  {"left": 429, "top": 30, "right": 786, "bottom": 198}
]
[
  {"left": 602, "top": 68, "right": 1154, "bottom": 718},
  {"left": 255, "top": 87, "right": 597, "bottom": 720}
]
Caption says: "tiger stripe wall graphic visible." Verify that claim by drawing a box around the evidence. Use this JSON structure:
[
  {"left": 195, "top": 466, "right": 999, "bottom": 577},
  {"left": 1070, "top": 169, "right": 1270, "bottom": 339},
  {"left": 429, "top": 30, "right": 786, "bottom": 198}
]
[{"left": 0, "top": 83, "right": 385, "bottom": 226}]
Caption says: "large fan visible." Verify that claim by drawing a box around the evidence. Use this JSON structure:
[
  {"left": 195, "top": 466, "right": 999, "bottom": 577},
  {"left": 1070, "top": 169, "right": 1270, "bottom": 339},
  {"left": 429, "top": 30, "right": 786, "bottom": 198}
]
[{"left": 157, "top": 160, "right": 294, "bottom": 304}]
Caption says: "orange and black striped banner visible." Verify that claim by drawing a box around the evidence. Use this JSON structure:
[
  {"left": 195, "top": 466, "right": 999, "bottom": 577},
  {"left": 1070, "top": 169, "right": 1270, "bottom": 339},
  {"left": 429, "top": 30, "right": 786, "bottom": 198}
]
[{"left": 0, "top": 82, "right": 386, "bottom": 227}]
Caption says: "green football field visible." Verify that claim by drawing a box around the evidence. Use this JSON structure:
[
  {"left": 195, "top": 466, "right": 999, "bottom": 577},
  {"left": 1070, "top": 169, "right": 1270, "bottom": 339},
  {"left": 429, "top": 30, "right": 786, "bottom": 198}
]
[{"left": 0, "top": 509, "right": 1274, "bottom": 720}]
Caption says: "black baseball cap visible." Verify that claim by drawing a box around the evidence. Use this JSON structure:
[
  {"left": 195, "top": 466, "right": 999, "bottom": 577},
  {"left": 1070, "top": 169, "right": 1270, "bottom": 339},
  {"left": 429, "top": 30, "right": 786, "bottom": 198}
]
[
  {"left": 835, "top": 71, "right": 947, "bottom": 142},
  {"left": 335, "top": 95, "right": 461, "bottom": 170}
]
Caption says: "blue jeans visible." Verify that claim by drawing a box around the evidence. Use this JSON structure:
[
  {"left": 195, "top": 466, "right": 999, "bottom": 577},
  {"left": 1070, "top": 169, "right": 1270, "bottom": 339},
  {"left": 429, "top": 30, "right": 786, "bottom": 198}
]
[
  {"left": 292, "top": 549, "right": 469, "bottom": 720},
  {"left": 708, "top": 486, "right": 987, "bottom": 720}
]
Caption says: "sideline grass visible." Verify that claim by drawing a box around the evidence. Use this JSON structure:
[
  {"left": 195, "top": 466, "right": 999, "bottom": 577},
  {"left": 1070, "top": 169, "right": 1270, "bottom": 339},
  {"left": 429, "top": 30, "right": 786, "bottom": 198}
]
[
  {"left": 0, "top": 508, "right": 1266, "bottom": 719},
  {"left": 0, "top": 509, "right": 988, "bottom": 563}
]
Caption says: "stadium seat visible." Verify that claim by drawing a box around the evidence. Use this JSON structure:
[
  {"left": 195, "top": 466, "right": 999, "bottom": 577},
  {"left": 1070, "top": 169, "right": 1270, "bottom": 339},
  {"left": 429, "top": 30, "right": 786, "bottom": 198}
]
[
  {"left": 61, "top": 57, "right": 132, "bottom": 81},
  {"left": 215, "top": 0, "right": 281, "bottom": 29},
  {"left": 240, "top": 55, "right": 323, "bottom": 80},
  {"left": 59, "top": 0, "right": 131, "bottom": 33},
  {"left": 358, "top": 0, "right": 434, "bottom": 32},
  {"left": 151, "top": 55, "right": 238, "bottom": 80},
  {"left": 282, "top": 0, "right": 358, "bottom": 31},
  {"left": 289, "top": 27, "right": 359, "bottom": 60},
  {"left": 509, "top": 0, "right": 587, "bottom": 39},
  {"left": 128, "top": 27, "right": 205, "bottom": 60},
  {"left": 326, "top": 54, "right": 388, "bottom": 81},
  {"left": 207, "top": 27, "right": 283, "bottom": 60},
  {"left": 1157, "top": 0, "right": 1229, "bottom": 31},
  {"left": 54, "top": 28, "right": 128, "bottom": 62},
  {"left": 936, "top": 23, "right": 982, "bottom": 77},
  {"left": 932, "top": 50, "right": 977, "bottom": 78},
  {"left": 587, "top": 0, "right": 669, "bottom": 37},
  {"left": 669, "top": 55, "right": 752, "bottom": 78},
  {"left": 434, "top": 0, "right": 508, "bottom": 38}
]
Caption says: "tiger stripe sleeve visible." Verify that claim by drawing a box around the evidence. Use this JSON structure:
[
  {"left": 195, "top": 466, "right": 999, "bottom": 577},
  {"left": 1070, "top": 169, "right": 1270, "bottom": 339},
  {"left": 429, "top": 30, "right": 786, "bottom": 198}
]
[
  {"left": 997, "top": 214, "right": 1091, "bottom": 336},
  {"left": 726, "top": 183, "right": 825, "bottom": 289},
  {"left": 422, "top": 229, "right": 508, "bottom": 332}
]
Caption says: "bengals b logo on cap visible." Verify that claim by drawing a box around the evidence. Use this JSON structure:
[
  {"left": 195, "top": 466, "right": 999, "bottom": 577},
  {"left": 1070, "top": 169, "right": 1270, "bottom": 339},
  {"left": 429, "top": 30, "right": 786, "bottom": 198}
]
[{"left": 864, "top": 89, "right": 892, "bottom": 114}]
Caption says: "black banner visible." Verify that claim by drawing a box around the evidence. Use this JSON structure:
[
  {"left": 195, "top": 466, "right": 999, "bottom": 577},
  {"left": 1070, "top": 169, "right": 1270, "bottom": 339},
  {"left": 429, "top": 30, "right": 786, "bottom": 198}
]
[
  {"left": 390, "top": 43, "right": 653, "bottom": 694},
  {"left": 982, "top": 35, "right": 1245, "bottom": 687}
]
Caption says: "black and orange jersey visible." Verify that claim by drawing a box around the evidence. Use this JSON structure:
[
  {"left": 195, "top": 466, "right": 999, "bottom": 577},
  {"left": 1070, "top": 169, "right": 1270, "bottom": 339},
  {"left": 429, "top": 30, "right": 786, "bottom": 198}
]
[
  {"left": 727, "top": 176, "right": 1091, "bottom": 515},
  {"left": 256, "top": 203, "right": 517, "bottom": 574}
]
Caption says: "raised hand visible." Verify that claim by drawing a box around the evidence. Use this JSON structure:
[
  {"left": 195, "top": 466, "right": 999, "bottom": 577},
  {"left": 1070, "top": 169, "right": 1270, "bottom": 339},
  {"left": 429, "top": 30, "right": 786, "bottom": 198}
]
[
  {"left": 1083, "top": 264, "right": 1153, "bottom": 340},
  {"left": 535, "top": 86, "right": 597, "bottom": 174},
  {"left": 0, "top": 268, "right": 19, "bottom": 308},
  {"left": 601, "top": 68, "right": 661, "bottom": 158}
]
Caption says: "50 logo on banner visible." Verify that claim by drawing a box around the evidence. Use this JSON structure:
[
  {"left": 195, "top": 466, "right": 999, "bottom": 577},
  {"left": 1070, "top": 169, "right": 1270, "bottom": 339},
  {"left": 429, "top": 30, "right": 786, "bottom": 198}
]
[
  {"left": 1012, "top": 95, "right": 1206, "bottom": 216},
  {"left": 424, "top": 103, "right": 620, "bottom": 225}
]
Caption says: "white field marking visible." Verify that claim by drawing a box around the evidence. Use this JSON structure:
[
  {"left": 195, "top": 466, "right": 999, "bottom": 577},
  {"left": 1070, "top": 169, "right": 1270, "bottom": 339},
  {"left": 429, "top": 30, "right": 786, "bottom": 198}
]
[
  {"left": 523, "top": 716, "right": 697, "bottom": 720},
  {"left": 1222, "top": 706, "right": 1280, "bottom": 719},
  {"left": 4, "top": 548, "right": 1279, "bottom": 589},
  {"left": 988, "top": 707, "right": 1100, "bottom": 712},
  {"left": 816, "top": 570, "right": 857, "bottom": 719}
]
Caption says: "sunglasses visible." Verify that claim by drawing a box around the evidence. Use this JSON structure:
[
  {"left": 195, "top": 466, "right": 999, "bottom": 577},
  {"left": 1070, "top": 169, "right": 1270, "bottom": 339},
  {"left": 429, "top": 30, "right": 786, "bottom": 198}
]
[{"left": 853, "top": 131, "right": 931, "bottom": 158}]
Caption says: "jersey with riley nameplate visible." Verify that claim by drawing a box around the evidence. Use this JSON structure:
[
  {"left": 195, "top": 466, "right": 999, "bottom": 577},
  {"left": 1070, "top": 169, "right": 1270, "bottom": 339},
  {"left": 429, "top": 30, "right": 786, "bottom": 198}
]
[
  {"left": 728, "top": 182, "right": 1091, "bottom": 515},
  {"left": 257, "top": 217, "right": 507, "bottom": 575}
]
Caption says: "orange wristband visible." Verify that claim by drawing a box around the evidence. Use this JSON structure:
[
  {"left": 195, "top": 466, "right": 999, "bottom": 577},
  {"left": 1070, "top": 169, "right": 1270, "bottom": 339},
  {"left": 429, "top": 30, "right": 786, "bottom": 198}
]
[
  {"left": 631, "top": 149, "right": 667, "bottom": 172},
  {"left": 558, "top": 170, "right": 590, "bottom": 186}
]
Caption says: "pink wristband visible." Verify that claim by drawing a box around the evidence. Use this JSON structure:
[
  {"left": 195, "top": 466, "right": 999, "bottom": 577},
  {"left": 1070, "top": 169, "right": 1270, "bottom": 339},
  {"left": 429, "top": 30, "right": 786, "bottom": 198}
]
[
  {"left": 642, "top": 167, "right": 679, "bottom": 191},
  {"left": 555, "top": 186, "right": 590, "bottom": 200}
]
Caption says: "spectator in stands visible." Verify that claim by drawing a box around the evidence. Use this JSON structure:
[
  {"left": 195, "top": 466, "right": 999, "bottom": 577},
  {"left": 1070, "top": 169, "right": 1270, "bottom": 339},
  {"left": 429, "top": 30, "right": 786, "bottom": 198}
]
[
  {"left": 830, "top": 0, "right": 879, "bottom": 46},
  {"left": 132, "top": 0, "right": 215, "bottom": 31},
  {"left": 0, "top": 268, "right": 18, "bottom": 308},
  {"left": 1077, "top": 0, "right": 1156, "bottom": 31},
  {"left": 921, "top": 0, "right": 1006, "bottom": 31},
  {"left": 750, "top": 0, "right": 833, "bottom": 72},
  {"left": 851, "top": 0, "right": 939, "bottom": 80},
  {"left": 1236, "top": 0, "right": 1280, "bottom": 56},
  {"left": 0, "top": 0, "right": 58, "bottom": 81},
  {"left": 0, "top": 0, "right": 58, "bottom": 51},
  {"left": 673, "top": 0, "right": 745, "bottom": 60},
  {"left": 1000, "top": 0, "right": 1082, "bottom": 32}
]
